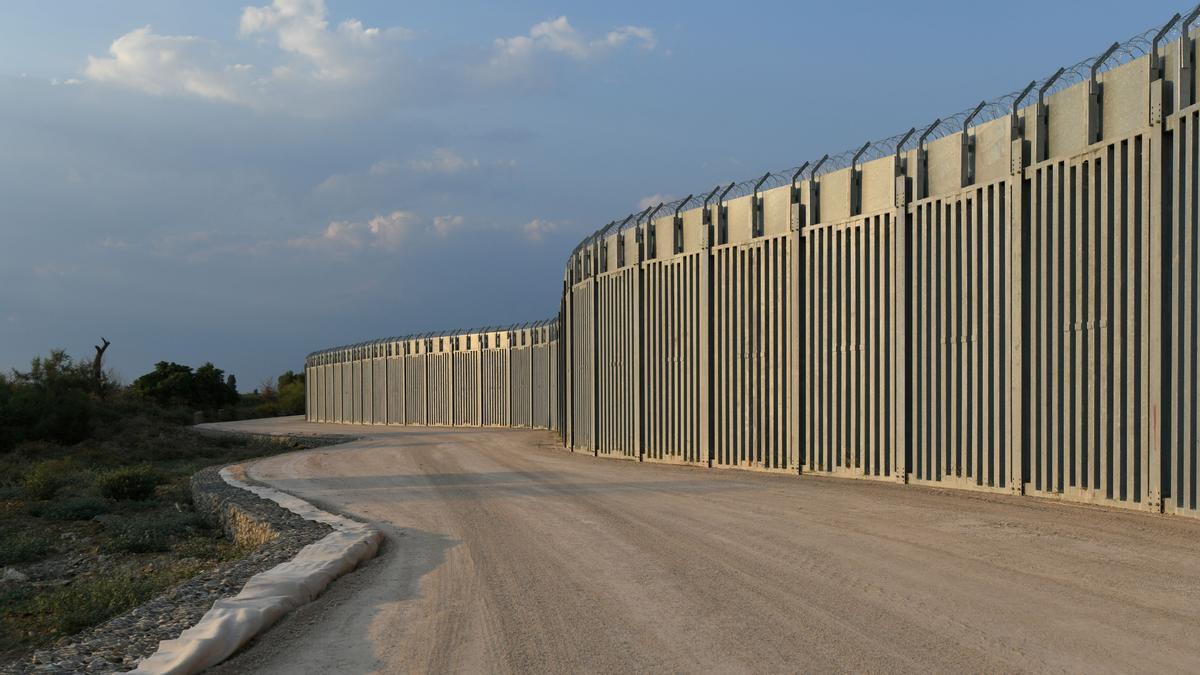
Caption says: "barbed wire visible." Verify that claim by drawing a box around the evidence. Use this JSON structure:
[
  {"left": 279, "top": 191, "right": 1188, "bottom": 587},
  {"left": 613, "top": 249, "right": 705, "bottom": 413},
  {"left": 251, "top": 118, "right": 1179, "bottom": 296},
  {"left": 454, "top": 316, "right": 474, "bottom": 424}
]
[
  {"left": 307, "top": 316, "right": 559, "bottom": 360},
  {"left": 570, "top": 3, "right": 1200, "bottom": 260}
]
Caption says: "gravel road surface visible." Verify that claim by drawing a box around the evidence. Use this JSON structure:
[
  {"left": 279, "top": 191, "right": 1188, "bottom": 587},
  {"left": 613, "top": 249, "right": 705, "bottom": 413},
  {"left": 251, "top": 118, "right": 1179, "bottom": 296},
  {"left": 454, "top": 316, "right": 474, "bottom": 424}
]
[{"left": 203, "top": 417, "right": 1200, "bottom": 674}]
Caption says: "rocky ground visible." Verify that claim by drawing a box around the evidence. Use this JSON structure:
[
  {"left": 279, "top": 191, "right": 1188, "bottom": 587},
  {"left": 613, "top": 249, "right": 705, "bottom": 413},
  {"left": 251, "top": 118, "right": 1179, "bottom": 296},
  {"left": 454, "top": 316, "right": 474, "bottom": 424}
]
[{"left": 2, "top": 466, "right": 330, "bottom": 674}]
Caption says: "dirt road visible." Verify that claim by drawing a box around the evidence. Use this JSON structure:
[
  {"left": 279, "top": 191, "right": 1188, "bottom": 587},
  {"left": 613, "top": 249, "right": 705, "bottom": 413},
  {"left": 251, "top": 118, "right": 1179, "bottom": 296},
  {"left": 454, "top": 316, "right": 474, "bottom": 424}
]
[{"left": 204, "top": 418, "right": 1200, "bottom": 674}]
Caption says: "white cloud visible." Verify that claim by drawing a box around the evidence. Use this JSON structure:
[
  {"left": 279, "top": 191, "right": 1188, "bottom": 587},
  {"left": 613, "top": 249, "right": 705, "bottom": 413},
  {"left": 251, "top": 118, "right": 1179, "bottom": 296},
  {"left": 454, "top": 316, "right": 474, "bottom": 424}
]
[
  {"left": 238, "top": 0, "right": 409, "bottom": 82},
  {"left": 85, "top": 26, "right": 247, "bottom": 103},
  {"left": 597, "top": 26, "right": 656, "bottom": 51},
  {"left": 84, "top": 1, "right": 408, "bottom": 109},
  {"left": 407, "top": 148, "right": 480, "bottom": 174},
  {"left": 481, "top": 16, "right": 655, "bottom": 84},
  {"left": 289, "top": 210, "right": 419, "bottom": 251},
  {"left": 493, "top": 16, "right": 654, "bottom": 62},
  {"left": 637, "top": 193, "right": 673, "bottom": 210},
  {"left": 521, "top": 218, "right": 558, "bottom": 241},
  {"left": 432, "top": 215, "right": 465, "bottom": 237},
  {"left": 367, "top": 210, "right": 415, "bottom": 250},
  {"left": 84, "top": 6, "right": 652, "bottom": 109}
]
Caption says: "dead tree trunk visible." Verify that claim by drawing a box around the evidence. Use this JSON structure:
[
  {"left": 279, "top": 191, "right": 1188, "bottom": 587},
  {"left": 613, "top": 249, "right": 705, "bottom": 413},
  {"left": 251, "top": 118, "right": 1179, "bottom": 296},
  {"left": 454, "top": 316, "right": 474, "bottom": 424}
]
[{"left": 93, "top": 337, "right": 110, "bottom": 393}]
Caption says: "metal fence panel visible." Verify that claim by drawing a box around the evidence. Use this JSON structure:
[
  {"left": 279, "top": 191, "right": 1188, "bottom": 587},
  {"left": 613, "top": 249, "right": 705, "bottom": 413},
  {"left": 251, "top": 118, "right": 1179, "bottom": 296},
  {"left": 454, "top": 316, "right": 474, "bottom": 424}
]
[
  {"left": 596, "top": 268, "right": 637, "bottom": 458},
  {"left": 644, "top": 253, "right": 705, "bottom": 464},
  {"left": 533, "top": 343, "right": 551, "bottom": 428},
  {"left": 909, "top": 183, "right": 1009, "bottom": 491},
  {"left": 428, "top": 352, "right": 452, "bottom": 426},
  {"left": 1023, "top": 132, "right": 1149, "bottom": 509},
  {"left": 571, "top": 279, "right": 596, "bottom": 450},
  {"left": 387, "top": 355, "right": 404, "bottom": 424},
  {"left": 1164, "top": 107, "right": 1199, "bottom": 516},
  {"left": 453, "top": 351, "right": 478, "bottom": 426},
  {"left": 511, "top": 345, "right": 532, "bottom": 428},
  {"left": 405, "top": 355, "right": 426, "bottom": 425},
  {"left": 325, "top": 364, "right": 334, "bottom": 423},
  {"left": 802, "top": 213, "right": 895, "bottom": 478},
  {"left": 713, "top": 238, "right": 792, "bottom": 470},
  {"left": 371, "top": 358, "right": 385, "bottom": 424}
]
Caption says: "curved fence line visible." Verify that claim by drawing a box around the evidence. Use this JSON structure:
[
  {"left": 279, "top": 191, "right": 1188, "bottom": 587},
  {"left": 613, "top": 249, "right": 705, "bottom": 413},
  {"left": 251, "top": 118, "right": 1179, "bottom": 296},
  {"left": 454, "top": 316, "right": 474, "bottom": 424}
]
[
  {"left": 308, "top": 5, "right": 1200, "bottom": 521},
  {"left": 305, "top": 322, "right": 560, "bottom": 431}
]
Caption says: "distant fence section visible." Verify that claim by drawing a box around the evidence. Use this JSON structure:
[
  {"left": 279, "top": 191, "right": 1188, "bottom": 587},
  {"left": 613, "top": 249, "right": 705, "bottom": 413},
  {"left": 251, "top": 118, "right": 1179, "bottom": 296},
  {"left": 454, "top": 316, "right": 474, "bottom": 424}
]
[
  {"left": 308, "top": 7, "right": 1200, "bottom": 521},
  {"left": 305, "top": 321, "right": 560, "bottom": 432}
]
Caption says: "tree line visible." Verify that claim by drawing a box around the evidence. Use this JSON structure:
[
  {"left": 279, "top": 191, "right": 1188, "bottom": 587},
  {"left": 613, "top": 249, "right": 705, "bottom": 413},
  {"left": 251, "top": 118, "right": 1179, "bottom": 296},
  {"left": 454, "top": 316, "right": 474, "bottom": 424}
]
[{"left": 0, "top": 341, "right": 305, "bottom": 452}]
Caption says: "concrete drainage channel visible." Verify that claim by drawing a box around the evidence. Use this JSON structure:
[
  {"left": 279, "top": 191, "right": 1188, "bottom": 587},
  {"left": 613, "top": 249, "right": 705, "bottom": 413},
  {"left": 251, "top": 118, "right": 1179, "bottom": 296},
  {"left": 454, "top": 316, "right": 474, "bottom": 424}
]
[{"left": 6, "top": 440, "right": 381, "bottom": 675}]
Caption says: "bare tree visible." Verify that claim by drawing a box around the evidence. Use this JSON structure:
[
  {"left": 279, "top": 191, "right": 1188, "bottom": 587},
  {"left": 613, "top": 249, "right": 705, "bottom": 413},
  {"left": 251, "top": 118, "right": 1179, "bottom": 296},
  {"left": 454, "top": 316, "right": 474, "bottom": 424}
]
[{"left": 93, "top": 337, "right": 110, "bottom": 393}]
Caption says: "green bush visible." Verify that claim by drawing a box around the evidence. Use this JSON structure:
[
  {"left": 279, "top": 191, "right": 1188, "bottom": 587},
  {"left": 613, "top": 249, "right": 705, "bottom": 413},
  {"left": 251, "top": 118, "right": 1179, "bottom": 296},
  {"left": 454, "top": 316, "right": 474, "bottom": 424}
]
[
  {"left": 21, "top": 459, "right": 76, "bottom": 500},
  {"left": 1, "top": 351, "right": 95, "bottom": 450},
  {"left": 38, "top": 497, "right": 110, "bottom": 521},
  {"left": 0, "top": 532, "right": 51, "bottom": 565},
  {"left": 105, "top": 511, "right": 200, "bottom": 553},
  {"left": 276, "top": 370, "right": 306, "bottom": 415},
  {"left": 31, "top": 571, "right": 158, "bottom": 634},
  {"left": 131, "top": 361, "right": 239, "bottom": 411},
  {"left": 95, "top": 465, "right": 159, "bottom": 501}
]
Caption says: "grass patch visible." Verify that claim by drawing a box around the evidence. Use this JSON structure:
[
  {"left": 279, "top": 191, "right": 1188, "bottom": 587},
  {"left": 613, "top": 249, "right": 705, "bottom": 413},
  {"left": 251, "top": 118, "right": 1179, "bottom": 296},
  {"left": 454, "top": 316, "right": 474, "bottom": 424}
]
[
  {"left": 95, "top": 465, "right": 159, "bottom": 501},
  {"left": 34, "top": 497, "right": 110, "bottom": 522},
  {"left": 32, "top": 572, "right": 161, "bottom": 635},
  {"left": 4, "top": 565, "right": 202, "bottom": 644},
  {"left": 0, "top": 419, "right": 336, "bottom": 663},
  {"left": 172, "top": 535, "right": 254, "bottom": 562},
  {"left": 20, "top": 459, "right": 78, "bottom": 501},
  {"left": 104, "top": 510, "right": 201, "bottom": 554},
  {"left": 0, "top": 532, "right": 52, "bottom": 566}
]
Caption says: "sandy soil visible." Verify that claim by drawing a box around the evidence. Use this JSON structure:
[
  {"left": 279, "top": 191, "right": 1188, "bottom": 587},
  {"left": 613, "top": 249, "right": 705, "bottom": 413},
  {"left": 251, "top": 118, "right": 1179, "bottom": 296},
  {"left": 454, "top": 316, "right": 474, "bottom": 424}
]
[{"left": 202, "top": 417, "right": 1200, "bottom": 674}]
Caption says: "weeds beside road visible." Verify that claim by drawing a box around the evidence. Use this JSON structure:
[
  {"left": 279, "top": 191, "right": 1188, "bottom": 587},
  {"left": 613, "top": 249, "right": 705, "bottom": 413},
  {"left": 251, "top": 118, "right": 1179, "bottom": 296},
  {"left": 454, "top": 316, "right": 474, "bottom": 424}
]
[{"left": 0, "top": 420, "right": 316, "bottom": 664}]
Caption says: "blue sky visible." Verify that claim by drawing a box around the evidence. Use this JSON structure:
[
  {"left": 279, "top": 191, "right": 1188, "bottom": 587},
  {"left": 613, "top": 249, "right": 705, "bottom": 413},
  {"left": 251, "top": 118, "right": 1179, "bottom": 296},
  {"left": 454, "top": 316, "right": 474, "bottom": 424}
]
[{"left": 0, "top": 0, "right": 1184, "bottom": 390}]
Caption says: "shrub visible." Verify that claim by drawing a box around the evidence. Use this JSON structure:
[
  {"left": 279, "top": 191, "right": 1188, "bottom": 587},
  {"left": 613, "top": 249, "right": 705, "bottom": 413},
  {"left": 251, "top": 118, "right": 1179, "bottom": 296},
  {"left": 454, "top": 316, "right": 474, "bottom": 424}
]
[
  {"left": 1, "top": 352, "right": 95, "bottom": 449},
  {"left": 172, "top": 535, "right": 249, "bottom": 562},
  {"left": 95, "top": 465, "right": 159, "bottom": 501},
  {"left": 38, "top": 497, "right": 110, "bottom": 521},
  {"left": 0, "top": 531, "right": 51, "bottom": 565},
  {"left": 105, "top": 510, "right": 200, "bottom": 553},
  {"left": 276, "top": 371, "right": 306, "bottom": 415},
  {"left": 21, "top": 459, "right": 76, "bottom": 500},
  {"left": 31, "top": 571, "right": 158, "bottom": 634}
]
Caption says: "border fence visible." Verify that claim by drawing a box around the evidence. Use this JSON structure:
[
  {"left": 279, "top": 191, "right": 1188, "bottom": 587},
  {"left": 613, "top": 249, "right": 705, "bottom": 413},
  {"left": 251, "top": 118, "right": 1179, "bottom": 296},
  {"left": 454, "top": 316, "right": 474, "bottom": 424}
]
[
  {"left": 308, "top": 6, "right": 1200, "bottom": 520},
  {"left": 305, "top": 320, "right": 560, "bottom": 432}
]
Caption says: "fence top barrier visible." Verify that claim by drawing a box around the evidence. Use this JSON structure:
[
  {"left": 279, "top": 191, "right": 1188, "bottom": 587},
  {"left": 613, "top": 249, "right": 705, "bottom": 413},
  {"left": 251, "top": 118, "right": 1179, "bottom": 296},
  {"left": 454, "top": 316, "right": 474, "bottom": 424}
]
[
  {"left": 306, "top": 317, "right": 559, "bottom": 364},
  {"left": 565, "top": 2, "right": 1200, "bottom": 265}
]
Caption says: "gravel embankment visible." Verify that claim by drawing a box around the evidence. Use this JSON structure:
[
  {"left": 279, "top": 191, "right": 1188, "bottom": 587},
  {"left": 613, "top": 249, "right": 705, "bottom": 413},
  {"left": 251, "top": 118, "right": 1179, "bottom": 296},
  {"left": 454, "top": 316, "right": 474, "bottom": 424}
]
[{"left": 3, "top": 466, "right": 330, "bottom": 674}]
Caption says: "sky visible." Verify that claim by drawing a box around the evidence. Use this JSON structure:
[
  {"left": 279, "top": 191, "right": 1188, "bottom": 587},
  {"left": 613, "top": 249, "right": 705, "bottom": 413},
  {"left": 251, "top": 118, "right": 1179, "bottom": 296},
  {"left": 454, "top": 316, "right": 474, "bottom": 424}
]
[{"left": 0, "top": 0, "right": 1186, "bottom": 391}]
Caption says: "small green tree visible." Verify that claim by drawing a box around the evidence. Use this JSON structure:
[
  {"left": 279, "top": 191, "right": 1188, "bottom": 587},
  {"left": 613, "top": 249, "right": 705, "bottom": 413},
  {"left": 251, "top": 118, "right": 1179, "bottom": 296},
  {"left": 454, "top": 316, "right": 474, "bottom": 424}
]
[
  {"left": 131, "top": 361, "right": 239, "bottom": 411},
  {"left": 194, "top": 363, "right": 239, "bottom": 409},
  {"left": 131, "top": 362, "right": 196, "bottom": 406},
  {"left": 2, "top": 351, "right": 94, "bottom": 448},
  {"left": 276, "top": 370, "right": 306, "bottom": 415}
]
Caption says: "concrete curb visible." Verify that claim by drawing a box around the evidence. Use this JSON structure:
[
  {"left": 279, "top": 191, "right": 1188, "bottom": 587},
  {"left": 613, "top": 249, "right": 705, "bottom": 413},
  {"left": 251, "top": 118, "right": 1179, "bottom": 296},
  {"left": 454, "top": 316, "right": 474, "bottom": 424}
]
[{"left": 131, "top": 466, "right": 383, "bottom": 674}]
